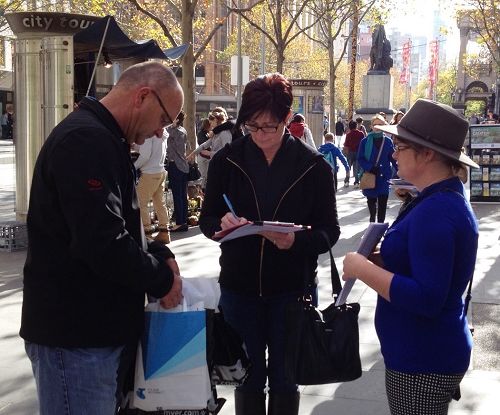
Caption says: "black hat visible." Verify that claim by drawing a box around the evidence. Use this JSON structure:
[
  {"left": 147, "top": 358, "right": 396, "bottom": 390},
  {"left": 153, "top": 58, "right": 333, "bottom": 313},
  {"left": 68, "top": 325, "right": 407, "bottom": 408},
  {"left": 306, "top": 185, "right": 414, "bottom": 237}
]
[{"left": 375, "top": 99, "right": 478, "bottom": 168}]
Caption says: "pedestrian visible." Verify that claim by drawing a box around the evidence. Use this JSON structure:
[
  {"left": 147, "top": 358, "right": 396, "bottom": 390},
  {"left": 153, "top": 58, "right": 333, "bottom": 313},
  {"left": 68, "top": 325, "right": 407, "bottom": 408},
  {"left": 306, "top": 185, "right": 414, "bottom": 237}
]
[
  {"left": 167, "top": 110, "right": 190, "bottom": 232},
  {"left": 318, "top": 132, "right": 349, "bottom": 191},
  {"left": 357, "top": 114, "right": 397, "bottom": 223},
  {"left": 196, "top": 117, "right": 212, "bottom": 191},
  {"left": 199, "top": 73, "right": 340, "bottom": 415},
  {"left": 134, "top": 128, "right": 171, "bottom": 244},
  {"left": 356, "top": 116, "right": 367, "bottom": 136},
  {"left": 335, "top": 116, "right": 345, "bottom": 146},
  {"left": 390, "top": 110, "right": 404, "bottom": 125},
  {"left": 288, "top": 113, "right": 316, "bottom": 148},
  {"left": 188, "top": 109, "right": 232, "bottom": 161},
  {"left": 343, "top": 120, "right": 365, "bottom": 187},
  {"left": 20, "top": 61, "right": 184, "bottom": 415},
  {"left": 343, "top": 99, "right": 480, "bottom": 415}
]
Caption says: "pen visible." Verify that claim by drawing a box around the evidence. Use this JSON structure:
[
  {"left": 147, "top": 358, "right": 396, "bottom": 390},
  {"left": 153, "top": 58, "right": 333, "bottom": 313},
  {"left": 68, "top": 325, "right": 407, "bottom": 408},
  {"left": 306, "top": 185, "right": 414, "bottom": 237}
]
[{"left": 223, "top": 193, "right": 239, "bottom": 219}]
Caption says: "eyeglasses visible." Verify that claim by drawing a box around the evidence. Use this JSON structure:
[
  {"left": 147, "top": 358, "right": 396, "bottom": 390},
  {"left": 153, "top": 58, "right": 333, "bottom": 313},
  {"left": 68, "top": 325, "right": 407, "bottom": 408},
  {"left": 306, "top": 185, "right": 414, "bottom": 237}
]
[
  {"left": 244, "top": 123, "right": 280, "bottom": 133},
  {"left": 393, "top": 144, "right": 413, "bottom": 153},
  {"left": 150, "top": 89, "right": 174, "bottom": 128}
]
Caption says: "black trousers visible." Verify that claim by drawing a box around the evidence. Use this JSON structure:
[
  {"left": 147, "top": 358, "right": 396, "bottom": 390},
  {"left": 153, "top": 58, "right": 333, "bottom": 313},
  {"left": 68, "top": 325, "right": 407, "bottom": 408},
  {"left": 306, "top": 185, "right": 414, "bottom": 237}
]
[{"left": 366, "top": 194, "right": 389, "bottom": 223}]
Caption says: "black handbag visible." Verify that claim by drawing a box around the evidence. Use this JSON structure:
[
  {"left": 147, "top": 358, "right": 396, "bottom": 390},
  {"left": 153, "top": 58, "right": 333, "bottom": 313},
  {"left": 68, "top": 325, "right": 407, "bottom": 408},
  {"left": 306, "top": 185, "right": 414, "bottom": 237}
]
[
  {"left": 187, "top": 162, "right": 202, "bottom": 181},
  {"left": 285, "top": 232, "right": 362, "bottom": 385}
]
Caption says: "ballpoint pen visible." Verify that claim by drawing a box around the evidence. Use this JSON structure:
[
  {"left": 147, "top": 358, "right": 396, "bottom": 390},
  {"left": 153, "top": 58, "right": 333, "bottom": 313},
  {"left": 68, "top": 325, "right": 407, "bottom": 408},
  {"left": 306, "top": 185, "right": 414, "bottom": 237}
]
[{"left": 223, "top": 193, "right": 239, "bottom": 219}]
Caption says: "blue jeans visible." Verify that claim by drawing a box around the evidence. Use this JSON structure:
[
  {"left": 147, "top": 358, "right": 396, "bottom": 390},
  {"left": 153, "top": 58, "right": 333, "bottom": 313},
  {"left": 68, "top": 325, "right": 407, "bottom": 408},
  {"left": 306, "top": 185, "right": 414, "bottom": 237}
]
[
  {"left": 168, "top": 163, "right": 188, "bottom": 225},
  {"left": 25, "top": 342, "right": 124, "bottom": 415},
  {"left": 219, "top": 288, "right": 299, "bottom": 394}
]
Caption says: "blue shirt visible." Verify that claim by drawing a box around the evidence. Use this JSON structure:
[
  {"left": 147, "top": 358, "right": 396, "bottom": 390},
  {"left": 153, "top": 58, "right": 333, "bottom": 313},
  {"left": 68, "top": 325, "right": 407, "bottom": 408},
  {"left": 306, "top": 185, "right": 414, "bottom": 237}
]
[
  {"left": 317, "top": 142, "right": 349, "bottom": 173},
  {"left": 377, "top": 177, "right": 478, "bottom": 374}
]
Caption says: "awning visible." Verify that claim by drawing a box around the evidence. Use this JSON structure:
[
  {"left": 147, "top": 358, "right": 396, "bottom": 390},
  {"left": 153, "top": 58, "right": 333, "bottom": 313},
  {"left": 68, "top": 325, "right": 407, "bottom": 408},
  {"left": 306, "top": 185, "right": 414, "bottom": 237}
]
[{"left": 73, "top": 15, "right": 187, "bottom": 60}]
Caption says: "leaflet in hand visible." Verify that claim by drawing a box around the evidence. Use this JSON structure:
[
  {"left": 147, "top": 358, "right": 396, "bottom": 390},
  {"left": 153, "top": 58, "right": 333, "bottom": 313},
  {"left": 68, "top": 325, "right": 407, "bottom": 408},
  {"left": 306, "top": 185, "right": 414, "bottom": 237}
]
[
  {"left": 335, "top": 222, "right": 389, "bottom": 306},
  {"left": 388, "top": 178, "right": 418, "bottom": 194},
  {"left": 213, "top": 221, "right": 309, "bottom": 243}
]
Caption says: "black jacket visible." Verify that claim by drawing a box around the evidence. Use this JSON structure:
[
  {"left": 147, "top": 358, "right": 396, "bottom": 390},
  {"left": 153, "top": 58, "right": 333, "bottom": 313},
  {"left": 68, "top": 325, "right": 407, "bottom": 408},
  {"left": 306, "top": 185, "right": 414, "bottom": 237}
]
[
  {"left": 20, "top": 97, "right": 174, "bottom": 347},
  {"left": 199, "top": 134, "right": 340, "bottom": 296},
  {"left": 212, "top": 119, "right": 244, "bottom": 142}
]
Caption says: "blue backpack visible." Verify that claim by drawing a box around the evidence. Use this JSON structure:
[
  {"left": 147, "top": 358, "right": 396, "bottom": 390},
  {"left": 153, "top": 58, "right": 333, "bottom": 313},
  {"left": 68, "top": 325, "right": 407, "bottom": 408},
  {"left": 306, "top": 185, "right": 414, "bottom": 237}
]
[{"left": 319, "top": 148, "right": 336, "bottom": 170}]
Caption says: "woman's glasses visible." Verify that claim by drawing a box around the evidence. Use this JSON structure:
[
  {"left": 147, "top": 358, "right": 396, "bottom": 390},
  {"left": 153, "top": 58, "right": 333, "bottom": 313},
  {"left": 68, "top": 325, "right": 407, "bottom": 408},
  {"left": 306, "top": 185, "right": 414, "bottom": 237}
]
[
  {"left": 244, "top": 123, "right": 279, "bottom": 133},
  {"left": 393, "top": 144, "right": 413, "bottom": 153}
]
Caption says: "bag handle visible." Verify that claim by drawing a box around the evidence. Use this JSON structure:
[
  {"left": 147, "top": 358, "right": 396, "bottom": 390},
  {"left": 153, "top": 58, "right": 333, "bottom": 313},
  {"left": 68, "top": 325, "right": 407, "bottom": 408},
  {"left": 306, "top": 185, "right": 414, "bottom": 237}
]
[
  {"left": 319, "top": 231, "right": 342, "bottom": 297},
  {"left": 373, "top": 137, "right": 385, "bottom": 166}
]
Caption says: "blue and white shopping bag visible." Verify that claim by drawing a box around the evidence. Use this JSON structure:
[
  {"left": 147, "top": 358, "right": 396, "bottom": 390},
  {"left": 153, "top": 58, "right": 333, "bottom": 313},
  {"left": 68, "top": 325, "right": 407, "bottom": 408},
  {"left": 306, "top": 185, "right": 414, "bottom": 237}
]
[{"left": 132, "top": 301, "right": 212, "bottom": 411}]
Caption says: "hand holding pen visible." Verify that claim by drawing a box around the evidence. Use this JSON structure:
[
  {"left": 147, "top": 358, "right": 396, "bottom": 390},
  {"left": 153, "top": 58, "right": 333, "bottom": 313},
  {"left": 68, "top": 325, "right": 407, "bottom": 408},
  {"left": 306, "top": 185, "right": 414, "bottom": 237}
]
[{"left": 221, "top": 193, "right": 248, "bottom": 230}]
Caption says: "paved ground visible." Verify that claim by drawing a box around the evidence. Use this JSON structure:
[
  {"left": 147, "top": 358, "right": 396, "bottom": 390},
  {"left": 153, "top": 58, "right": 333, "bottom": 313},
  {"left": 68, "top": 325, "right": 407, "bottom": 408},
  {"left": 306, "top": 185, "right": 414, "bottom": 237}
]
[{"left": 1, "top": 138, "right": 500, "bottom": 414}]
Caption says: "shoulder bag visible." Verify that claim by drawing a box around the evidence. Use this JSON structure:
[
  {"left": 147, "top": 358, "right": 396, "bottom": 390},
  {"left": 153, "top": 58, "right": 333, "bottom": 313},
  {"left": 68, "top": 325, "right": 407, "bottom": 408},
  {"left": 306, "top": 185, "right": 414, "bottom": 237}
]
[
  {"left": 359, "top": 138, "right": 385, "bottom": 190},
  {"left": 187, "top": 161, "right": 202, "bottom": 181},
  {"left": 284, "top": 232, "right": 362, "bottom": 385}
]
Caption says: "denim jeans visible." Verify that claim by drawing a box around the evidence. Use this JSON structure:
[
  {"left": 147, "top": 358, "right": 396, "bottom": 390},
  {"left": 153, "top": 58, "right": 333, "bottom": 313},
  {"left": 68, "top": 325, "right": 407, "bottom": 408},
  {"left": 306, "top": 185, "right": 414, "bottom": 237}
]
[
  {"left": 219, "top": 288, "right": 300, "bottom": 394},
  {"left": 25, "top": 342, "right": 124, "bottom": 415}
]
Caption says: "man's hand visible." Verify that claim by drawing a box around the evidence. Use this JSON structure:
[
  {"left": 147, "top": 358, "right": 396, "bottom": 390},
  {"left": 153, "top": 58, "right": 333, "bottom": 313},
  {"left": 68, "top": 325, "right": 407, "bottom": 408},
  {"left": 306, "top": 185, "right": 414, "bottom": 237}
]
[{"left": 160, "top": 258, "right": 182, "bottom": 309}]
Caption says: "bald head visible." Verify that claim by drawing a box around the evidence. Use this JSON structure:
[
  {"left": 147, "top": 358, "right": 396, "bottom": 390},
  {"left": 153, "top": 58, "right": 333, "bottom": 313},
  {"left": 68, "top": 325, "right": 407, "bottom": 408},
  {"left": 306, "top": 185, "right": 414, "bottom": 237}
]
[{"left": 101, "top": 61, "right": 183, "bottom": 145}]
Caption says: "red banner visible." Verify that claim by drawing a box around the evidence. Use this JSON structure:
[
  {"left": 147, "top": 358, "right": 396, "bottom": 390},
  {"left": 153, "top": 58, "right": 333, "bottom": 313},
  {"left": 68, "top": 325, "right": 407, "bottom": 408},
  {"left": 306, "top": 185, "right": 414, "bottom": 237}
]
[
  {"left": 399, "top": 40, "right": 411, "bottom": 85},
  {"left": 428, "top": 39, "right": 439, "bottom": 97}
]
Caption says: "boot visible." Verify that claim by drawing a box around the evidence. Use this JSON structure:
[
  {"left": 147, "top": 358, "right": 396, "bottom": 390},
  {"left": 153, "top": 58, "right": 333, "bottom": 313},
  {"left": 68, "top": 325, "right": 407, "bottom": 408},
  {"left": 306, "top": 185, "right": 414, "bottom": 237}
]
[
  {"left": 154, "top": 227, "right": 171, "bottom": 244},
  {"left": 268, "top": 391, "right": 300, "bottom": 415},
  {"left": 234, "top": 389, "right": 266, "bottom": 415}
]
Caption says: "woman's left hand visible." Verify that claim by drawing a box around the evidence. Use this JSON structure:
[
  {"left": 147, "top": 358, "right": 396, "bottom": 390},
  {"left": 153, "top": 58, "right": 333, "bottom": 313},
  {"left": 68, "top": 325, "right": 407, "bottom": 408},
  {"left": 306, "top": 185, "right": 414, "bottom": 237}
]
[{"left": 260, "top": 231, "right": 295, "bottom": 250}]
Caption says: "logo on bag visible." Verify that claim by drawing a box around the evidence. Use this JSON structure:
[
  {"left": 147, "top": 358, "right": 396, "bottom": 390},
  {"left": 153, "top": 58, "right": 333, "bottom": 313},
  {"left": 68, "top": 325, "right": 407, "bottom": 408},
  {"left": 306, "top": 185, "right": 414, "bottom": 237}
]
[
  {"left": 87, "top": 178, "right": 103, "bottom": 191},
  {"left": 136, "top": 388, "right": 146, "bottom": 399}
]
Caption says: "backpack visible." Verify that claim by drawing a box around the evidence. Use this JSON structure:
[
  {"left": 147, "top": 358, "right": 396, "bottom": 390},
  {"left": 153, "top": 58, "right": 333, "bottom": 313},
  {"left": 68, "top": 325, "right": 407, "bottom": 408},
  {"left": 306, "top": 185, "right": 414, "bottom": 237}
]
[{"left": 319, "top": 148, "right": 336, "bottom": 170}]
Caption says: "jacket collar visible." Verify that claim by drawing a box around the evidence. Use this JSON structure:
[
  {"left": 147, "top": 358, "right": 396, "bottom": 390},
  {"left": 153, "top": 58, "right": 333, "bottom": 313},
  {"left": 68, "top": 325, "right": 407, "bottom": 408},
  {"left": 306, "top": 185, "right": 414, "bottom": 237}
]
[{"left": 78, "top": 97, "right": 126, "bottom": 143}]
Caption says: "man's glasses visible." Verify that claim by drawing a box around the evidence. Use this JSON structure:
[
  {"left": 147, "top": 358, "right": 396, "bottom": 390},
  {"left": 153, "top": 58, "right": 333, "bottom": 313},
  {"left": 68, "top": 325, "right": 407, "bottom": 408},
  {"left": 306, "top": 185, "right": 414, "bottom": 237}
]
[
  {"left": 244, "top": 123, "right": 279, "bottom": 133},
  {"left": 150, "top": 89, "right": 174, "bottom": 128}
]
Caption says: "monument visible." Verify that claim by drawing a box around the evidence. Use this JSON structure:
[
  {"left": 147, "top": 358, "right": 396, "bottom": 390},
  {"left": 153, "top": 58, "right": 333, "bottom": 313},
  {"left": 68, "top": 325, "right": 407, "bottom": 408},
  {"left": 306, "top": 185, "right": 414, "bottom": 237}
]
[{"left": 356, "top": 24, "right": 395, "bottom": 122}]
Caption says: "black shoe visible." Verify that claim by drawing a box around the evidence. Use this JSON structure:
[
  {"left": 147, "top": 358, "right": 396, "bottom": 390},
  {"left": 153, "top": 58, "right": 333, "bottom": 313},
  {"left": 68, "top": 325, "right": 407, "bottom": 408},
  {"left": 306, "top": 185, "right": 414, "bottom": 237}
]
[{"left": 170, "top": 223, "right": 189, "bottom": 232}]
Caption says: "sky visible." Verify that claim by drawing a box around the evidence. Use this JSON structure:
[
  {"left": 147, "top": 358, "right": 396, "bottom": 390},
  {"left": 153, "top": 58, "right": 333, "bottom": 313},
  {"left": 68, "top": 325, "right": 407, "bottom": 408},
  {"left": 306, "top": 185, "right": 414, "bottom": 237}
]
[{"left": 384, "top": 0, "right": 462, "bottom": 63}]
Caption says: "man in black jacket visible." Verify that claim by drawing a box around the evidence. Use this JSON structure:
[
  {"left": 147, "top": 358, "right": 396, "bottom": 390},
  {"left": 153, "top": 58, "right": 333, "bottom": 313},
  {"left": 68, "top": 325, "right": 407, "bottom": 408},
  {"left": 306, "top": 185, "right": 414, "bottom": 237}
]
[{"left": 20, "top": 61, "right": 184, "bottom": 414}]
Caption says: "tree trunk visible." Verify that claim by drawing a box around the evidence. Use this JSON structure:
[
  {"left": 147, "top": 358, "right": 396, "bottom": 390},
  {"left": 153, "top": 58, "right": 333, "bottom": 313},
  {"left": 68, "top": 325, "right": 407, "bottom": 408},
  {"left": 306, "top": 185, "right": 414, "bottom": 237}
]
[
  {"left": 328, "top": 41, "right": 336, "bottom": 124},
  {"left": 181, "top": 0, "right": 196, "bottom": 151}
]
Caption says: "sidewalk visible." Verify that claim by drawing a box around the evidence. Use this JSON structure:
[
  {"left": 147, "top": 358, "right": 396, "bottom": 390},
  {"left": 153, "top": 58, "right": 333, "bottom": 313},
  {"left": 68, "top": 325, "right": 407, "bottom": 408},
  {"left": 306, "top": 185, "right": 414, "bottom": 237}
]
[{"left": 1, "top": 139, "right": 500, "bottom": 414}]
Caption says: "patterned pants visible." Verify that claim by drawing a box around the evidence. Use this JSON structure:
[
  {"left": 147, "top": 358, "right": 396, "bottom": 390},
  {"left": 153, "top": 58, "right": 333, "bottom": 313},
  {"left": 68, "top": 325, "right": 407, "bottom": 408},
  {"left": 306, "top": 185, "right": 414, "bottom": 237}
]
[{"left": 386, "top": 369, "right": 464, "bottom": 415}]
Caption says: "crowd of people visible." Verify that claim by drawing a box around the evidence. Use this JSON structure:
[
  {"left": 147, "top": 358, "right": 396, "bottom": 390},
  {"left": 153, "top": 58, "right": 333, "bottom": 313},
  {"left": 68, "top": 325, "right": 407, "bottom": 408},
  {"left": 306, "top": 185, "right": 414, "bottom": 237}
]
[{"left": 20, "top": 62, "right": 479, "bottom": 415}]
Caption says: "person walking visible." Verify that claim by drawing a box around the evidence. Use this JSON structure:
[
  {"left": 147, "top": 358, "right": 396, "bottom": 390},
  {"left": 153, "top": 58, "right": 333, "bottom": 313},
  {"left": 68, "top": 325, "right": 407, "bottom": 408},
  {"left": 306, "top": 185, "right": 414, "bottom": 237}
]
[
  {"left": 134, "top": 128, "right": 171, "bottom": 244},
  {"left": 199, "top": 73, "right": 340, "bottom": 415},
  {"left": 335, "top": 116, "right": 345, "bottom": 146},
  {"left": 196, "top": 117, "right": 212, "bottom": 191},
  {"left": 343, "top": 120, "right": 365, "bottom": 187},
  {"left": 20, "top": 61, "right": 184, "bottom": 415},
  {"left": 318, "top": 132, "right": 349, "bottom": 191},
  {"left": 167, "top": 111, "right": 190, "bottom": 232},
  {"left": 343, "top": 99, "right": 480, "bottom": 415},
  {"left": 357, "top": 114, "right": 397, "bottom": 223}
]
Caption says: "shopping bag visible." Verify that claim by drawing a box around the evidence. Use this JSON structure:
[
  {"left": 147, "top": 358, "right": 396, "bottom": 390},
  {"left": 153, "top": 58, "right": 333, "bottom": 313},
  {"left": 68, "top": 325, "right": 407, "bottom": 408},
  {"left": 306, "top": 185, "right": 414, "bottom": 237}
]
[
  {"left": 210, "top": 310, "right": 251, "bottom": 385},
  {"left": 132, "top": 301, "right": 212, "bottom": 411}
]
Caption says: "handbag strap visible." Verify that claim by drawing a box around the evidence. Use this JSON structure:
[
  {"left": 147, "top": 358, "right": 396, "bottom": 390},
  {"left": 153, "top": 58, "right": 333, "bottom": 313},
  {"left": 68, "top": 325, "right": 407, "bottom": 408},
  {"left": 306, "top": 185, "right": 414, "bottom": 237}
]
[
  {"left": 319, "top": 231, "right": 342, "bottom": 297},
  {"left": 373, "top": 137, "right": 385, "bottom": 166}
]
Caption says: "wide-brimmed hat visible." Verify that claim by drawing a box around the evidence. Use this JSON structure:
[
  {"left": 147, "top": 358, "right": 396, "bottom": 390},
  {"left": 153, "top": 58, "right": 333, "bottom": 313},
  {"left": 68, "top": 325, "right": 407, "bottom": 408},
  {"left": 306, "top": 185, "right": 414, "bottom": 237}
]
[{"left": 375, "top": 99, "right": 478, "bottom": 168}]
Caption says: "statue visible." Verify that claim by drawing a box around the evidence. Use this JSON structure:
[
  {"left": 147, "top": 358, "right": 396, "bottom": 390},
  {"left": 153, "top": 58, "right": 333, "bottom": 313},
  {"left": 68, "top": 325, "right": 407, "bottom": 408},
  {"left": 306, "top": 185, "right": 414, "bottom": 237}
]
[{"left": 369, "top": 24, "right": 393, "bottom": 74}]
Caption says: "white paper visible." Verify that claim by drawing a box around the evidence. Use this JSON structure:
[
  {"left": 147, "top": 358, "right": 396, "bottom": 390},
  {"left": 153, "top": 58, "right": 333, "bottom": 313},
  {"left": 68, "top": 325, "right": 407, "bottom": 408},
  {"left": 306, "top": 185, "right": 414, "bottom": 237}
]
[
  {"left": 214, "top": 221, "right": 308, "bottom": 243},
  {"left": 335, "top": 222, "right": 389, "bottom": 306}
]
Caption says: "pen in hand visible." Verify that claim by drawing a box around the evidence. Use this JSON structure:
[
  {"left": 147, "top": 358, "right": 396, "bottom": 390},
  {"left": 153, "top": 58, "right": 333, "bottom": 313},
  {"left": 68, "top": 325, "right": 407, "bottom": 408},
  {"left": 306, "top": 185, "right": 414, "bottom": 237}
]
[{"left": 223, "top": 193, "right": 239, "bottom": 220}]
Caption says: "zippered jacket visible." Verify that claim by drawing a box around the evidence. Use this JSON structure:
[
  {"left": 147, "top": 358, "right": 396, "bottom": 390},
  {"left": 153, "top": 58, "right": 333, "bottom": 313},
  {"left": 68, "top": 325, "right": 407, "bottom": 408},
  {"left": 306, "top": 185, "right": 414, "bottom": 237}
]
[
  {"left": 20, "top": 97, "right": 175, "bottom": 348},
  {"left": 199, "top": 133, "right": 340, "bottom": 296}
]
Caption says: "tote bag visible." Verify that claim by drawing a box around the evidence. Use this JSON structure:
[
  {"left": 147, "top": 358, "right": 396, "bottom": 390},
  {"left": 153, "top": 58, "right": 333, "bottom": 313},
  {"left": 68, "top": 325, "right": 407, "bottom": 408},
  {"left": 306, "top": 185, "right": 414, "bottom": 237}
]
[
  {"left": 359, "top": 138, "right": 385, "bottom": 190},
  {"left": 132, "top": 301, "right": 212, "bottom": 411}
]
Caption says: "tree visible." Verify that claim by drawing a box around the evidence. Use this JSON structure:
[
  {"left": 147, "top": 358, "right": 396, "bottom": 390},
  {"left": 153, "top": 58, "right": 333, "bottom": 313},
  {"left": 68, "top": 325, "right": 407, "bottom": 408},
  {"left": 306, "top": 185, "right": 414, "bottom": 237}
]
[
  {"left": 464, "top": 0, "right": 499, "bottom": 69},
  {"left": 237, "top": 0, "right": 323, "bottom": 73}
]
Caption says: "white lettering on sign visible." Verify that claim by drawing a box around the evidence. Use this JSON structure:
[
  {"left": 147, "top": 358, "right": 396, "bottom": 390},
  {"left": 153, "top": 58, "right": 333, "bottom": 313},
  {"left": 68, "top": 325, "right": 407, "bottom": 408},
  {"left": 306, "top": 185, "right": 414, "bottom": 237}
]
[
  {"left": 21, "top": 14, "right": 94, "bottom": 31},
  {"left": 22, "top": 15, "right": 54, "bottom": 31}
]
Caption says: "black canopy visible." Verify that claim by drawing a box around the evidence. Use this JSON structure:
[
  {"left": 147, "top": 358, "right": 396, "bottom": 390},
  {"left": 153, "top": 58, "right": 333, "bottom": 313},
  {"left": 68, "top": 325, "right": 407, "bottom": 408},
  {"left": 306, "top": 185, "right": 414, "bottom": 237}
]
[{"left": 73, "top": 15, "right": 187, "bottom": 60}]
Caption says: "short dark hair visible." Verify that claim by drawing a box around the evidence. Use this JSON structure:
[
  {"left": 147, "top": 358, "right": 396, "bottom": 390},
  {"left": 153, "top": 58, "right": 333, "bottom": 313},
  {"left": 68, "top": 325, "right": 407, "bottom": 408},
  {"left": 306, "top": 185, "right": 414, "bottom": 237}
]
[
  {"left": 236, "top": 73, "right": 292, "bottom": 128},
  {"left": 292, "top": 113, "right": 305, "bottom": 123},
  {"left": 348, "top": 120, "right": 357, "bottom": 130},
  {"left": 355, "top": 117, "right": 363, "bottom": 123}
]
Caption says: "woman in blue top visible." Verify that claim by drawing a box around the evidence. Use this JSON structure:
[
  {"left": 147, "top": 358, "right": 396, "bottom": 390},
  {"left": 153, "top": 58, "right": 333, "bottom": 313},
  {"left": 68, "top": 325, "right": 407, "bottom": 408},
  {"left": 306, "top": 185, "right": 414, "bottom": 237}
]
[
  {"left": 357, "top": 114, "right": 397, "bottom": 222},
  {"left": 343, "top": 99, "right": 479, "bottom": 415}
]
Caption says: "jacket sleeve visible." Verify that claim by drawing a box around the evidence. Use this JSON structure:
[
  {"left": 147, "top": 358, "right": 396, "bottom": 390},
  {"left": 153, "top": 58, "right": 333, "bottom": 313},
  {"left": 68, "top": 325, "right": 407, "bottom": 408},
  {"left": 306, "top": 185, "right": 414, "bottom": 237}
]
[
  {"left": 50, "top": 129, "right": 173, "bottom": 298},
  {"left": 335, "top": 147, "right": 350, "bottom": 172}
]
